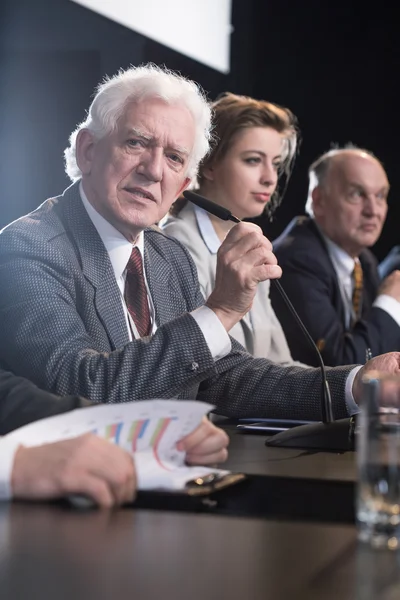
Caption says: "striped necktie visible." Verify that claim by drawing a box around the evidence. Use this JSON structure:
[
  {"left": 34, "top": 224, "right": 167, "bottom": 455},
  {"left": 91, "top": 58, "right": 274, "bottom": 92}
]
[
  {"left": 124, "top": 247, "right": 151, "bottom": 337},
  {"left": 352, "top": 260, "right": 363, "bottom": 321}
]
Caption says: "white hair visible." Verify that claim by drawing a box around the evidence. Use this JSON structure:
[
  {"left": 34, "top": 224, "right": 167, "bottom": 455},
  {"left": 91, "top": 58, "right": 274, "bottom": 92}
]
[
  {"left": 64, "top": 63, "right": 213, "bottom": 182},
  {"left": 305, "top": 169, "right": 318, "bottom": 217}
]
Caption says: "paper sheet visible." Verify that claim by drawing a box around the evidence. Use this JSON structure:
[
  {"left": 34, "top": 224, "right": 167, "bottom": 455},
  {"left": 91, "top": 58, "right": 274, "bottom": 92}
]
[{"left": 5, "top": 400, "right": 229, "bottom": 490}]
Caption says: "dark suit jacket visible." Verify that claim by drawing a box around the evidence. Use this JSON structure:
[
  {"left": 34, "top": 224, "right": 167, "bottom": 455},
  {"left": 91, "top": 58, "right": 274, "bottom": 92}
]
[
  {"left": 271, "top": 216, "right": 400, "bottom": 366},
  {"left": 0, "top": 368, "right": 88, "bottom": 435},
  {"left": 0, "top": 184, "right": 355, "bottom": 421}
]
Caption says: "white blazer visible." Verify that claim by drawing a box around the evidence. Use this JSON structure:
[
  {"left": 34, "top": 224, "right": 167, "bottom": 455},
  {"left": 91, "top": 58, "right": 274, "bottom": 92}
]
[{"left": 162, "top": 202, "right": 300, "bottom": 364}]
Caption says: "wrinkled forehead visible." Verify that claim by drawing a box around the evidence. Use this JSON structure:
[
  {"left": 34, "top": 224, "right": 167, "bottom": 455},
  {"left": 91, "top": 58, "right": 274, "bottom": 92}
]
[{"left": 120, "top": 96, "right": 193, "bottom": 131}]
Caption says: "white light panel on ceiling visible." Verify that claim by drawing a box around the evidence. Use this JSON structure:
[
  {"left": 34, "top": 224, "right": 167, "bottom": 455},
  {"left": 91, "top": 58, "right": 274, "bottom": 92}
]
[{"left": 70, "top": 0, "right": 232, "bottom": 73}]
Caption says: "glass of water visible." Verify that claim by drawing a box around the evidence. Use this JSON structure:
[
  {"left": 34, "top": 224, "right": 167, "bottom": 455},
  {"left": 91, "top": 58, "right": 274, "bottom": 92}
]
[{"left": 357, "top": 372, "right": 400, "bottom": 549}]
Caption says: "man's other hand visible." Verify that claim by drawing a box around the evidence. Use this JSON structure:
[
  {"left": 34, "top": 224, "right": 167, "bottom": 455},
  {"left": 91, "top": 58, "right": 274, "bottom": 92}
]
[
  {"left": 176, "top": 417, "right": 229, "bottom": 465},
  {"left": 11, "top": 434, "right": 136, "bottom": 507},
  {"left": 352, "top": 352, "right": 400, "bottom": 404}
]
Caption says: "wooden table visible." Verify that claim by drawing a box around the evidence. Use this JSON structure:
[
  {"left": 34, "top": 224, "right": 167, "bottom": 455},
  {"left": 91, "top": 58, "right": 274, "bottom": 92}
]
[
  {"left": 223, "top": 424, "right": 356, "bottom": 481},
  {"left": 1, "top": 502, "right": 399, "bottom": 600},
  {"left": 1, "top": 428, "right": 397, "bottom": 600}
]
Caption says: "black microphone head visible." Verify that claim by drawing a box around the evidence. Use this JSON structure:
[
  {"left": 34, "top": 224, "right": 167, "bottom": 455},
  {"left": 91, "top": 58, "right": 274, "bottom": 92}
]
[{"left": 183, "top": 190, "right": 235, "bottom": 222}]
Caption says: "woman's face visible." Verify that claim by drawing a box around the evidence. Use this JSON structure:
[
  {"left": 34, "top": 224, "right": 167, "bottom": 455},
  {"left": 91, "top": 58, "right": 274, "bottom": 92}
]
[{"left": 205, "top": 126, "right": 285, "bottom": 220}]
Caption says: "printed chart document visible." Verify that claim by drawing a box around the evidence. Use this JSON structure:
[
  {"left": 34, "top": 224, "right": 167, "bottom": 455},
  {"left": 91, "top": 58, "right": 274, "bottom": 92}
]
[{"left": 5, "top": 400, "right": 229, "bottom": 491}]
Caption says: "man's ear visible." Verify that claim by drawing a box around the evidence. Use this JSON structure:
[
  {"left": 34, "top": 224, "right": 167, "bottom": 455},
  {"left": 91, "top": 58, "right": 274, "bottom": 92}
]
[
  {"left": 75, "top": 129, "right": 96, "bottom": 175},
  {"left": 177, "top": 177, "right": 192, "bottom": 197},
  {"left": 311, "top": 186, "right": 324, "bottom": 217}
]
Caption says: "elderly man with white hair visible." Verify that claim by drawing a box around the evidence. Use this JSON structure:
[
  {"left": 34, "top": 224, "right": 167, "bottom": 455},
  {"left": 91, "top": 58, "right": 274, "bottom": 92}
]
[
  {"left": 0, "top": 66, "right": 400, "bottom": 423},
  {"left": 272, "top": 146, "right": 400, "bottom": 367}
]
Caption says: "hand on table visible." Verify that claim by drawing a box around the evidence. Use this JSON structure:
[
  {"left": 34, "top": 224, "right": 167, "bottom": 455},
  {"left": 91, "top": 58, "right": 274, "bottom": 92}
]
[
  {"left": 176, "top": 417, "right": 229, "bottom": 465},
  {"left": 11, "top": 433, "right": 136, "bottom": 508}
]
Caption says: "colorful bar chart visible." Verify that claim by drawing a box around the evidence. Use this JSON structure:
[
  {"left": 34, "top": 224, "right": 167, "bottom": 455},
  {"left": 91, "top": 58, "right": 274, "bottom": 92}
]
[
  {"left": 104, "top": 422, "right": 123, "bottom": 445},
  {"left": 5, "top": 399, "right": 218, "bottom": 489},
  {"left": 128, "top": 419, "right": 150, "bottom": 453},
  {"left": 152, "top": 418, "right": 175, "bottom": 469}
]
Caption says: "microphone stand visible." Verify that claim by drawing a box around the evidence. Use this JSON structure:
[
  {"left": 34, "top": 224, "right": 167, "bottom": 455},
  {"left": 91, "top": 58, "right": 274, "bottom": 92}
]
[{"left": 183, "top": 190, "right": 354, "bottom": 451}]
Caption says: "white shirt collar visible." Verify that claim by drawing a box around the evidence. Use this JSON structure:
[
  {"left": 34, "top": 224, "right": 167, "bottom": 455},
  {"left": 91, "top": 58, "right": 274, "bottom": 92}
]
[
  {"left": 79, "top": 182, "right": 144, "bottom": 279},
  {"left": 193, "top": 204, "right": 221, "bottom": 254},
  {"left": 315, "top": 221, "right": 356, "bottom": 277}
]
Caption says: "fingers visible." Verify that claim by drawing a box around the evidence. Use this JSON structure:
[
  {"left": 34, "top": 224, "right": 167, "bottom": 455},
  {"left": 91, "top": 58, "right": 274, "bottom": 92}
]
[
  {"left": 353, "top": 352, "right": 400, "bottom": 404},
  {"left": 186, "top": 447, "right": 229, "bottom": 465},
  {"left": 218, "top": 223, "right": 281, "bottom": 285},
  {"left": 223, "top": 222, "right": 269, "bottom": 248},
  {"left": 11, "top": 434, "right": 137, "bottom": 507},
  {"left": 365, "top": 352, "right": 400, "bottom": 372},
  {"left": 252, "top": 262, "right": 282, "bottom": 281},
  {"left": 177, "top": 417, "right": 215, "bottom": 450},
  {"left": 222, "top": 245, "right": 280, "bottom": 276},
  {"left": 207, "top": 221, "right": 281, "bottom": 331},
  {"left": 219, "top": 223, "right": 273, "bottom": 264},
  {"left": 95, "top": 456, "right": 136, "bottom": 507},
  {"left": 177, "top": 417, "right": 229, "bottom": 465},
  {"left": 64, "top": 474, "right": 115, "bottom": 508},
  {"left": 109, "top": 454, "right": 136, "bottom": 506},
  {"left": 83, "top": 436, "right": 137, "bottom": 506}
]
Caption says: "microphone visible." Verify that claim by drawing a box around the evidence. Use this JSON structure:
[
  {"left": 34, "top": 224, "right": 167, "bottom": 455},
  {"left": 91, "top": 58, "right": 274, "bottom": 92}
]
[
  {"left": 183, "top": 190, "right": 354, "bottom": 451},
  {"left": 183, "top": 191, "right": 241, "bottom": 224}
]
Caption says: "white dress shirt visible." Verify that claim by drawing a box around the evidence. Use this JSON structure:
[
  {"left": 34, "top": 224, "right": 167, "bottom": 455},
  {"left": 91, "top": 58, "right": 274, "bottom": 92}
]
[{"left": 323, "top": 234, "right": 400, "bottom": 329}]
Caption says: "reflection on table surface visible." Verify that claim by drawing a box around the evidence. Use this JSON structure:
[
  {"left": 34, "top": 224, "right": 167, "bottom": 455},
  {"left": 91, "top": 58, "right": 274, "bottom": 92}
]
[
  {"left": 223, "top": 423, "right": 357, "bottom": 481},
  {"left": 1, "top": 427, "right": 399, "bottom": 600},
  {"left": 0, "top": 502, "right": 399, "bottom": 600}
]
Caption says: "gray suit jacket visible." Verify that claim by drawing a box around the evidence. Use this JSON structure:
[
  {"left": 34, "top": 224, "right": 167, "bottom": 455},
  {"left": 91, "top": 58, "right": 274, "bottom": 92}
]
[{"left": 0, "top": 183, "right": 354, "bottom": 420}]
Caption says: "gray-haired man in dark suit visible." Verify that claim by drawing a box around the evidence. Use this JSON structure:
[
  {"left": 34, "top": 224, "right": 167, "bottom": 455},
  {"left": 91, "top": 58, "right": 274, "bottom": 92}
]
[
  {"left": 0, "top": 64, "right": 399, "bottom": 421},
  {"left": 272, "top": 148, "right": 400, "bottom": 367}
]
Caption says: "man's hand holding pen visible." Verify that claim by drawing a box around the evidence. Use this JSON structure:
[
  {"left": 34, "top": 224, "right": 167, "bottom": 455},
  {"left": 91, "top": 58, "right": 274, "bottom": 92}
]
[{"left": 206, "top": 222, "right": 282, "bottom": 332}]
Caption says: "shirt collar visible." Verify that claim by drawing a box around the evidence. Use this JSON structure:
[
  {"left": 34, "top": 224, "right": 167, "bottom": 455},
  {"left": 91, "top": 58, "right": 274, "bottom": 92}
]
[
  {"left": 317, "top": 224, "right": 356, "bottom": 277},
  {"left": 193, "top": 204, "right": 221, "bottom": 254},
  {"left": 79, "top": 182, "right": 144, "bottom": 280}
]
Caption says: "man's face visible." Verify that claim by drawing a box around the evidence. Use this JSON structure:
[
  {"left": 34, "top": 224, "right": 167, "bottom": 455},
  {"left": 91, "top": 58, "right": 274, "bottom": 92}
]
[
  {"left": 77, "top": 98, "right": 194, "bottom": 241},
  {"left": 313, "top": 153, "right": 389, "bottom": 257}
]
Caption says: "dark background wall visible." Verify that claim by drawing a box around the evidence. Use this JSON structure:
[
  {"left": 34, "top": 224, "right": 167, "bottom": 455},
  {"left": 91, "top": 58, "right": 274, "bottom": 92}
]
[{"left": 0, "top": 0, "right": 398, "bottom": 260}]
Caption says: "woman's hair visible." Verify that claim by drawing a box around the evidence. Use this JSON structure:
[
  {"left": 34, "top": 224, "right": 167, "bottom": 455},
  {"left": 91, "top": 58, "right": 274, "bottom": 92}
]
[
  {"left": 64, "top": 63, "right": 212, "bottom": 182},
  {"left": 170, "top": 92, "right": 299, "bottom": 218}
]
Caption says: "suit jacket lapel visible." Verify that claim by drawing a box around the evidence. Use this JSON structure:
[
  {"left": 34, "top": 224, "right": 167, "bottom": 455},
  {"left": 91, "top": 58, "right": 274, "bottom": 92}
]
[
  {"left": 308, "top": 219, "right": 347, "bottom": 326},
  {"left": 144, "top": 232, "right": 185, "bottom": 326},
  {"left": 57, "top": 183, "right": 130, "bottom": 349}
]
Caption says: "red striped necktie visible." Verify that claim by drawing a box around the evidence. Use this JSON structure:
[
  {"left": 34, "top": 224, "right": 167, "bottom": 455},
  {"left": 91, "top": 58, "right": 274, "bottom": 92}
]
[{"left": 124, "top": 247, "right": 151, "bottom": 337}]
